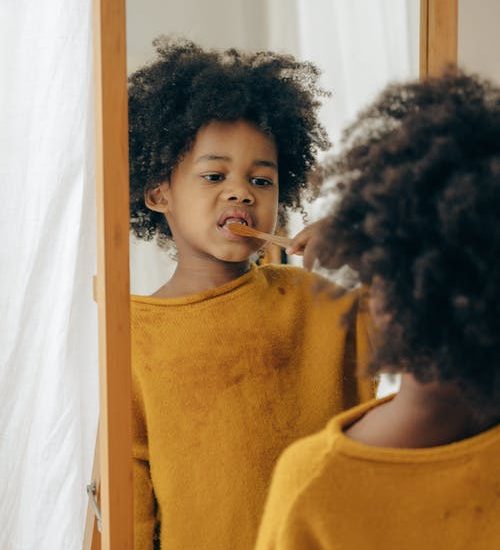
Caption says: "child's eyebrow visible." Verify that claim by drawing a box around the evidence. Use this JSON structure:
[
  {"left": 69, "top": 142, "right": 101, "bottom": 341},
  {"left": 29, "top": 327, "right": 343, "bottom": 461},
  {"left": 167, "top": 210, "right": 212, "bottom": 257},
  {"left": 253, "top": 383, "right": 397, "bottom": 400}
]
[
  {"left": 195, "top": 154, "right": 231, "bottom": 163},
  {"left": 254, "top": 159, "right": 278, "bottom": 170},
  {"left": 195, "top": 154, "right": 277, "bottom": 169}
]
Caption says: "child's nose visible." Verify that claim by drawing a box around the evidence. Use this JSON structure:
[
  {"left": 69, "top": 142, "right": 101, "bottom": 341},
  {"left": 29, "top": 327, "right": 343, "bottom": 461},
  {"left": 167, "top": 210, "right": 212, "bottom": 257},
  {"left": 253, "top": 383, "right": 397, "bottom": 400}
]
[{"left": 221, "top": 182, "right": 255, "bottom": 205}]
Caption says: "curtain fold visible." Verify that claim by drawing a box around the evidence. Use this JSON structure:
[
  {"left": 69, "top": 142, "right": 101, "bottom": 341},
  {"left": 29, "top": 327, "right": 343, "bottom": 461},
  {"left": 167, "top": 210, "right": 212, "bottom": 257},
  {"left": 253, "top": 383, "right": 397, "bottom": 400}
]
[
  {"left": 268, "top": 0, "right": 419, "bottom": 144},
  {"left": 0, "top": 2, "right": 98, "bottom": 548}
]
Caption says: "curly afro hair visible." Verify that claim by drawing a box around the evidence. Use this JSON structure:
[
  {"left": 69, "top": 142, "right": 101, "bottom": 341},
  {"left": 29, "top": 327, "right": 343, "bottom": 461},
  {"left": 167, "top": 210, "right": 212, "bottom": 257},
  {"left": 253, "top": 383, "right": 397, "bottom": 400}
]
[
  {"left": 318, "top": 70, "right": 500, "bottom": 418},
  {"left": 128, "top": 37, "right": 330, "bottom": 245}
]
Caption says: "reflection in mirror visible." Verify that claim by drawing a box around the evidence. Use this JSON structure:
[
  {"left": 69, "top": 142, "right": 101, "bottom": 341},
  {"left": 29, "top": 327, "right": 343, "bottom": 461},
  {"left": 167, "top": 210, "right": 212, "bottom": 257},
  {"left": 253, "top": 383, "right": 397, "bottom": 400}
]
[{"left": 127, "top": 2, "right": 419, "bottom": 549}]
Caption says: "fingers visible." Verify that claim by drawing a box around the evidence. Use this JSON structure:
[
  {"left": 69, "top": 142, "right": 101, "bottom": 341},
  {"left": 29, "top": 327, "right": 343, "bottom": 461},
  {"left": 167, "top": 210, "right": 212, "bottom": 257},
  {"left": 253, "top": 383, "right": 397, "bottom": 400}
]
[
  {"left": 302, "top": 243, "right": 318, "bottom": 271},
  {"left": 285, "top": 229, "right": 311, "bottom": 256},
  {"left": 286, "top": 222, "right": 323, "bottom": 270}
]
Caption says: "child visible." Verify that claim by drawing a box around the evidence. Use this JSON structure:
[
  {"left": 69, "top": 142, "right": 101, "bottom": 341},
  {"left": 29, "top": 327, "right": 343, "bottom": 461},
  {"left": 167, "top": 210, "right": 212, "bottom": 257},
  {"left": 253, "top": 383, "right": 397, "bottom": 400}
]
[
  {"left": 129, "top": 38, "right": 375, "bottom": 550},
  {"left": 256, "top": 70, "right": 500, "bottom": 549}
]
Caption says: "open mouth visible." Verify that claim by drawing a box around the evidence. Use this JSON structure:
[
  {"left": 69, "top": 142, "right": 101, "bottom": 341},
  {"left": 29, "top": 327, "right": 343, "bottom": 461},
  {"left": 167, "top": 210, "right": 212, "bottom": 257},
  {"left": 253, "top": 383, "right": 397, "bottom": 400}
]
[
  {"left": 219, "top": 217, "right": 248, "bottom": 229},
  {"left": 217, "top": 210, "right": 254, "bottom": 241},
  {"left": 217, "top": 209, "right": 253, "bottom": 228}
]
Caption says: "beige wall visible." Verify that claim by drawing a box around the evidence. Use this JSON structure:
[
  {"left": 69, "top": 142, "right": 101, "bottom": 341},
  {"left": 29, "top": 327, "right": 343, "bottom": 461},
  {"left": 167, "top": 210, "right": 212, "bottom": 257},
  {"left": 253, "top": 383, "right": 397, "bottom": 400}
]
[
  {"left": 458, "top": 0, "right": 500, "bottom": 84},
  {"left": 126, "top": 0, "right": 270, "bottom": 73}
]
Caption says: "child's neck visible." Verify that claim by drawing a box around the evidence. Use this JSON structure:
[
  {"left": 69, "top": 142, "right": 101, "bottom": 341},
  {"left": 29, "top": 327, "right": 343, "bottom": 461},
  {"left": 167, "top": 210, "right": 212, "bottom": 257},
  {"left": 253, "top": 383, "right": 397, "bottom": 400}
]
[
  {"left": 345, "top": 374, "right": 494, "bottom": 448},
  {"left": 152, "top": 255, "right": 251, "bottom": 298}
]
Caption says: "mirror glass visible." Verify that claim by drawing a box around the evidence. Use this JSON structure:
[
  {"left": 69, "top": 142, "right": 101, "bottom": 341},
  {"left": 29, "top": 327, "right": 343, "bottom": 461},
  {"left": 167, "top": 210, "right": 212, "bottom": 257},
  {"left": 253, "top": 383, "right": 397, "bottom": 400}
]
[
  {"left": 126, "top": 1, "right": 419, "bottom": 547},
  {"left": 127, "top": 0, "right": 420, "bottom": 293}
]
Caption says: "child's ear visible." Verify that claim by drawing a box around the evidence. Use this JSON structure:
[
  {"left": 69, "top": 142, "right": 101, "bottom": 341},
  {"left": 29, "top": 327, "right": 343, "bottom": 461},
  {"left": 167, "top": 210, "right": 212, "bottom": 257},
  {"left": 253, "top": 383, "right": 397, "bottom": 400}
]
[{"left": 144, "top": 183, "right": 169, "bottom": 213}]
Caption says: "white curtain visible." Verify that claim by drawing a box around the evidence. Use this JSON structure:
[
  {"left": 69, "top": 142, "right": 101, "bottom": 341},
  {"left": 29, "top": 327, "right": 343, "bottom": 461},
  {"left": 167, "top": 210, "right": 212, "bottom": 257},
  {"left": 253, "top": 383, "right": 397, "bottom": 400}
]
[
  {"left": 0, "top": 2, "right": 98, "bottom": 549},
  {"left": 293, "top": 0, "right": 419, "bottom": 145},
  {"left": 267, "top": 0, "right": 419, "bottom": 167}
]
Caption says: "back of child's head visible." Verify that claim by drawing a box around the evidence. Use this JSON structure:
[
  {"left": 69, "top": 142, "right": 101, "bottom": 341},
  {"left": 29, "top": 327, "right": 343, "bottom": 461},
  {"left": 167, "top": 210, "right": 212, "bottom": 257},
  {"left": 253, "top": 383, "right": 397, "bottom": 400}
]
[
  {"left": 128, "top": 37, "right": 330, "bottom": 246},
  {"left": 318, "top": 70, "right": 500, "bottom": 419}
]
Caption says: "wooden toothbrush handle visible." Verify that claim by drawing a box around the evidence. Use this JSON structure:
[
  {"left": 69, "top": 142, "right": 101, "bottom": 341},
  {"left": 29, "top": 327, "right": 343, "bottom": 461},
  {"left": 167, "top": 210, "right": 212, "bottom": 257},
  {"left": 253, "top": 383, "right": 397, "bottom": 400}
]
[{"left": 255, "top": 231, "right": 293, "bottom": 248}]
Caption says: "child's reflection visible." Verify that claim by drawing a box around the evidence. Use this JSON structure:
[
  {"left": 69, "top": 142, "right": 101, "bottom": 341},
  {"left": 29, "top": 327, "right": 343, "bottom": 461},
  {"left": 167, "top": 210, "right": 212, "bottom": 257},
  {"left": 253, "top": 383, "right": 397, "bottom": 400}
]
[{"left": 129, "top": 38, "right": 375, "bottom": 550}]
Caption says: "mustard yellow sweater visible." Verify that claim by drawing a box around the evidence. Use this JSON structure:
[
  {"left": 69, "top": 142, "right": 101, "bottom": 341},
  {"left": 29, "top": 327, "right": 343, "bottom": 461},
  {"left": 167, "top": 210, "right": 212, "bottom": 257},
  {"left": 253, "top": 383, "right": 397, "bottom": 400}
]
[
  {"left": 131, "top": 264, "right": 374, "bottom": 550},
  {"left": 256, "top": 396, "right": 500, "bottom": 550}
]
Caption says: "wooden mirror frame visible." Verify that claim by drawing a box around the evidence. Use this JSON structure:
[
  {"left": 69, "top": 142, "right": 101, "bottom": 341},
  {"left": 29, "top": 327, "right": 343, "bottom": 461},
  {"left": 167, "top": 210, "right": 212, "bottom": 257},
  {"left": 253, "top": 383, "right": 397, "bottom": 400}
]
[
  {"left": 84, "top": 1, "right": 458, "bottom": 548},
  {"left": 85, "top": 0, "right": 133, "bottom": 548},
  {"left": 420, "top": 0, "right": 458, "bottom": 77}
]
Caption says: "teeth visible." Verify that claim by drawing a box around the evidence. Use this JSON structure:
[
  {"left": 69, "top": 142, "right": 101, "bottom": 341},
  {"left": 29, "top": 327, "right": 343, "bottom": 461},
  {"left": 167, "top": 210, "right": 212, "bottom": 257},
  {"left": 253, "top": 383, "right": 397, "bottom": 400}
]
[{"left": 224, "top": 218, "right": 247, "bottom": 227}]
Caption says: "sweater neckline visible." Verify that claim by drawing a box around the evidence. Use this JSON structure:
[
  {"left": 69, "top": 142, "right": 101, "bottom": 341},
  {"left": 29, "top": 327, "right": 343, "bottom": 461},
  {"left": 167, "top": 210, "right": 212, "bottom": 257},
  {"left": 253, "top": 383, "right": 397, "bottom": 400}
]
[
  {"left": 130, "top": 263, "right": 258, "bottom": 307},
  {"left": 331, "top": 395, "right": 500, "bottom": 462}
]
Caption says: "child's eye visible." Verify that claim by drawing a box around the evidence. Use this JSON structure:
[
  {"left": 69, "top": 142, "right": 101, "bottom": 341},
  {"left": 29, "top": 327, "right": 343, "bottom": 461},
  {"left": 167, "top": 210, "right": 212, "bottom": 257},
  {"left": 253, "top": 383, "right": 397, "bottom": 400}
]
[
  {"left": 202, "top": 173, "right": 224, "bottom": 183},
  {"left": 250, "top": 177, "right": 274, "bottom": 187}
]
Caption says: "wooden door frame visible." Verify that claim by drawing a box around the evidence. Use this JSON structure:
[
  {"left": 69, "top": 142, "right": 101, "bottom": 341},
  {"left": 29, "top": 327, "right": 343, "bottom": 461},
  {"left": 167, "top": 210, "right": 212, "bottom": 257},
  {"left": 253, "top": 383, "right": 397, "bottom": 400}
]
[{"left": 84, "top": 0, "right": 458, "bottom": 548}]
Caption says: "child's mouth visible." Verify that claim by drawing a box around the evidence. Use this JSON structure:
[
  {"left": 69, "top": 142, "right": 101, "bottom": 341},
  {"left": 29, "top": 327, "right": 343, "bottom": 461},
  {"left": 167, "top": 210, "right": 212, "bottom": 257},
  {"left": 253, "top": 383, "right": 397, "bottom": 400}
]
[
  {"left": 218, "top": 218, "right": 249, "bottom": 241},
  {"left": 217, "top": 211, "right": 254, "bottom": 241}
]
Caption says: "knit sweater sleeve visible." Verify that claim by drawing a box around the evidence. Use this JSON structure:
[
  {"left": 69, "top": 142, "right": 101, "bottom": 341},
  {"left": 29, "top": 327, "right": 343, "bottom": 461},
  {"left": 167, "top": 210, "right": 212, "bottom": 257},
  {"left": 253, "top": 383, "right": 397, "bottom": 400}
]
[{"left": 132, "top": 369, "right": 156, "bottom": 550}]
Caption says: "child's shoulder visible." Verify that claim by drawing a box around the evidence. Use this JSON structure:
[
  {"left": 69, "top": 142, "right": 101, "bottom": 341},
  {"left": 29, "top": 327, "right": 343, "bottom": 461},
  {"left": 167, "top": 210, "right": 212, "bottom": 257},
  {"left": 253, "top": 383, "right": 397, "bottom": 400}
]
[
  {"left": 273, "top": 400, "right": 379, "bottom": 480},
  {"left": 257, "top": 263, "right": 331, "bottom": 289},
  {"left": 262, "top": 399, "right": 384, "bottom": 517},
  {"left": 257, "top": 263, "right": 363, "bottom": 307},
  {"left": 256, "top": 418, "right": 339, "bottom": 544},
  {"left": 272, "top": 424, "right": 335, "bottom": 491}
]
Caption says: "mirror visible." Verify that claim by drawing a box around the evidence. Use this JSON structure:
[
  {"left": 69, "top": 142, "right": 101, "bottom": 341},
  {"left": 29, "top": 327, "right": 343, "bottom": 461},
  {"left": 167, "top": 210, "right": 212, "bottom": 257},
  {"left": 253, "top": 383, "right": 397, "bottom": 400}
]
[{"left": 125, "top": 2, "right": 419, "bottom": 548}]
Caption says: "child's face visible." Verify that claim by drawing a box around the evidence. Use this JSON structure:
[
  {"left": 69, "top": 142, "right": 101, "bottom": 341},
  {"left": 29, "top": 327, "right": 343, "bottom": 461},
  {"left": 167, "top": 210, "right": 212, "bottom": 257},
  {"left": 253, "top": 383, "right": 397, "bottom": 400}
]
[{"left": 150, "top": 119, "right": 279, "bottom": 263}]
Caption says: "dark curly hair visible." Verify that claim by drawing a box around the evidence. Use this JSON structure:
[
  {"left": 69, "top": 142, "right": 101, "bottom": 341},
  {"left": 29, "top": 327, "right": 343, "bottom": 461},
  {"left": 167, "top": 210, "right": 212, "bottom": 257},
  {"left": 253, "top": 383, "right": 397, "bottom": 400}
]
[
  {"left": 128, "top": 37, "right": 330, "bottom": 245},
  {"left": 318, "top": 70, "right": 500, "bottom": 418}
]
